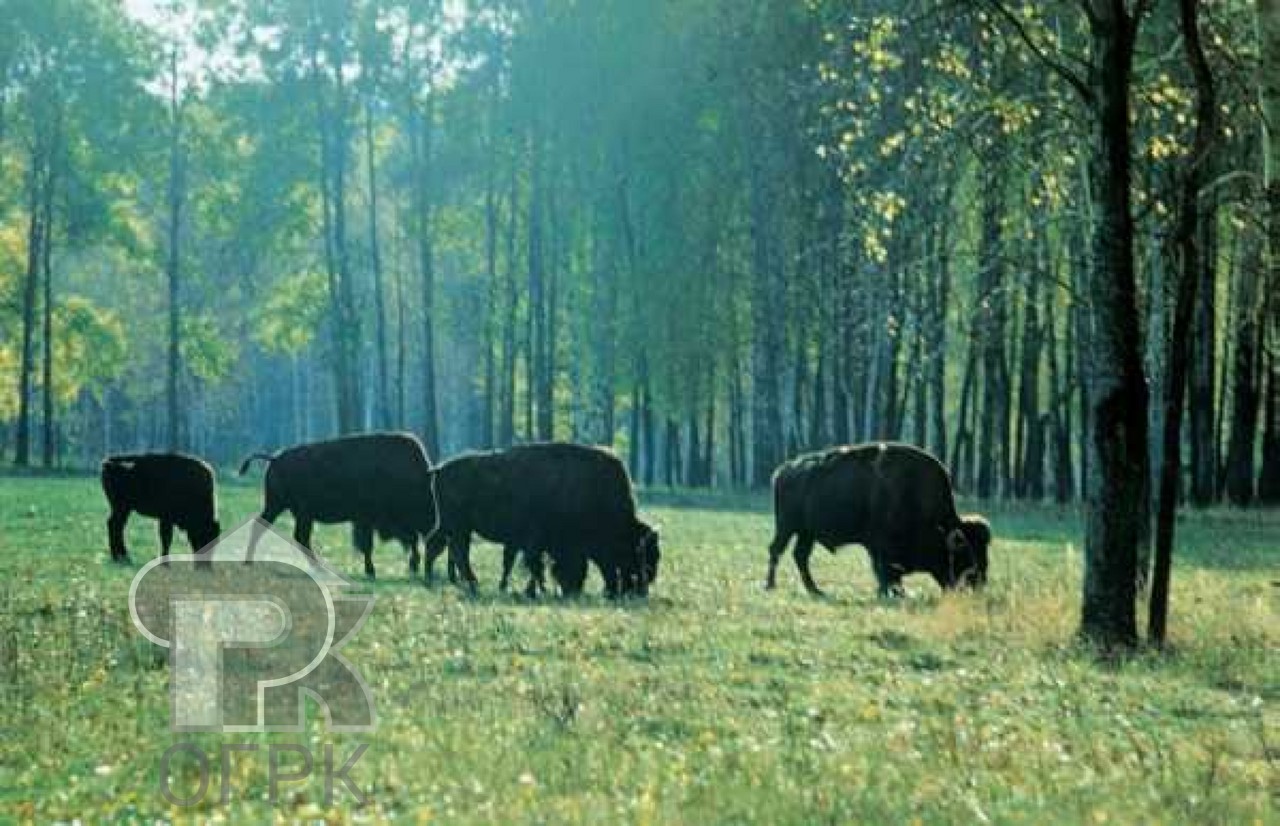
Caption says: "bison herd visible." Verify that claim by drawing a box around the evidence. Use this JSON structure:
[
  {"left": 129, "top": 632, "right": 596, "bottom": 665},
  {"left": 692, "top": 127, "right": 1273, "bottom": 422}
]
[{"left": 101, "top": 435, "right": 990, "bottom": 600}]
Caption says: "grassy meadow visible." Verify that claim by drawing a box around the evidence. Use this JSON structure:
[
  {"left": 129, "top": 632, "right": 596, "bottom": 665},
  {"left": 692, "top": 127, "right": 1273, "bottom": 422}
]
[{"left": 0, "top": 474, "right": 1274, "bottom": 823}]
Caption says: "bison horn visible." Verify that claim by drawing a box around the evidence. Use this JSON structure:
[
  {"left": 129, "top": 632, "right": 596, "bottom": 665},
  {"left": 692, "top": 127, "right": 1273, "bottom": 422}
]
[{"left": 945, "top": 528, "right": 968, "bottom": 554}]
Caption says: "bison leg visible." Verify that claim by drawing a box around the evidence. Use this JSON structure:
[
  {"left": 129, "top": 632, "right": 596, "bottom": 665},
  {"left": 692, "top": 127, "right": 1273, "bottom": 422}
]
[
  {"left": 293, "top": 516, "right": 316, "bottom": 561},
  {"left": 158, "top": 521, "right": 174, "bottom": 562},
  {"left": 793, "top": 535, "right": 825, "bottom": 597},
  {"left": 422, "top": 532, "right": 448, "bottom": 586},
  {"left": 246, "top": 504, "right": 284, "bottom": 564},
  {"left": 407, "top": 538, "right": 420, "bottom": 581},
  {"left": 765, "top": 528, "right": 794, "bottom": 590},
  {"left": 524, "top": 551, "right": 546, "bottom": 599},
  {"left": 499, "top": 545, "right": 518, "bottom": 592},
  {"left": 551, "top": 551, "right": 588, "bottom": 598},
  {"left": 600, "top": 562, "right": 622, "bottom": 599},
  {"left": 870, "top": 554, "right": 906, "bottom": 598},
  {"left": 107, "top": 509, "right": 130, "bottom": 563},
  {"left": 353, "top": 523, "right": 376, "bottom": 581},
  {"left": 447, "top": 533, "right": 478, "bottom": 594}
]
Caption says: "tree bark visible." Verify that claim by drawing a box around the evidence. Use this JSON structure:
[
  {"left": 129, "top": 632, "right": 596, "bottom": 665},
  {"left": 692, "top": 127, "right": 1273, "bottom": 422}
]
[
  {"left": 40, "top": 140, "right": 56, "bottom": 468},
  {"left": 499, "top": 152, "right": 519, "bottom": 448},
  {"left": 1224, "top": 236, "right": 1263, "bottom": 504},
  {"left": 748, "top": 139, "right": 784, "bottom": 487},
  {"left": 14, "top": 135, "right": 46, "bottom": 467},
  {"left": 976, "top": 158, "right": 1010, "bottom": 500},
  {"left": 1257, "top": 0, "right": 1280, "bottom": 502},
  {"left": 166, "top": 48, "right": 184, "bottom": 453},
  {"left": 365, "top": 97, "right": 390, "bottom": 430},
  {"left": 1188, "top": 190, "right": 1219, "bottom": 505},
  {"left": 1151, "top": 0, "right": 1215, "bottom": 646},
  {"left": 1079, "top": 0, "right": 1149, "bottom": 649},
  {"left": 412, "top": 96, "right": 440, "bottom": 455}
]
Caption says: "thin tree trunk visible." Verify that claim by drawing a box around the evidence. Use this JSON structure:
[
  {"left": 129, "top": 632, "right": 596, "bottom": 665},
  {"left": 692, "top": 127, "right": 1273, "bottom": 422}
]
[
  {"left": 1046, "top": 288, "right": 1074, "bottom": 503},
  {"left": 365, "top": 97, "right": 390, "bottom": 430},
  {"left": 951, "top": 336, "right": 978, "bottom": 491},
  {"left": 499, "top": 153, "right": 519, "bottom": 448},
  {"left": 40, "top": 144, "right": 55, "bottom": 468},
  {"left": 747, "top": 128, "right": 784, "bottom": 487},
  {"left": 1151, "top": 0, "right": 1215, "bottom": 645},
  {"left": 412, "top": 96, "right": 439, "bottom": 455},
  {"left": 166, "top": 47, "right": 184, "bottom": 452},
  {"left": 1018, "top": 265, "right": 1045, "bottom": 500},
  {"left": 1257, "top": 0, "right": 1280, "bottom": 502},
  {"left": 976, "top": 158, "right": 1009, "bottom": 499},
  {"left": 930, "top": 198, "right": 952, "bottom": 459},
  {"left": 14, "top": 137, "right": 45, "bottom": 467},
  {"left": 1188, "top": 190, "right": 1219, "bottom": 505},
  {"left": 1224, "top": 236, "right": 1263, "bottom": 504}
]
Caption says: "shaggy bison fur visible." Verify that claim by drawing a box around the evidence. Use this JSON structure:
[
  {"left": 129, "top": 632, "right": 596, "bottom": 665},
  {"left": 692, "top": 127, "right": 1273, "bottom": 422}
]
[
  {"left": 422, "top": 443, "right": 659, "bottom": 598},
  {"left": 101, "top": 453, "right": 221, "bottom": 563},
  {"left": 239, "top": 432, "right": 437, "bottom": 579},
  {"left": 766, "top": 442, "right": 990, "bottom": 597}
]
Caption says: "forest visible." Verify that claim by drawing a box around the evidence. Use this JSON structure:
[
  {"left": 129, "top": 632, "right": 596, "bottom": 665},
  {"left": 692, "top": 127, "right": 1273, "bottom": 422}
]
[{"left": 1, "top": 0, "right": 1276, "bottom": 503}]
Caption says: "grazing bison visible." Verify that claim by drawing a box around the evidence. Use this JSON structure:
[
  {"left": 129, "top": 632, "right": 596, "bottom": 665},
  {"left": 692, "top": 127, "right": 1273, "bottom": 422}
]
[
  {"left": 766, "top": 443, "right": 990, "bottom": 597},
  {"left": 101, "top": 453, "right": 221, "bottom": 563},
  {"left": 422, "top": 443, "right": 659, "bottom": 598},
  {"left": 239, "top": 432, "right": 437, "bottom": 579}
]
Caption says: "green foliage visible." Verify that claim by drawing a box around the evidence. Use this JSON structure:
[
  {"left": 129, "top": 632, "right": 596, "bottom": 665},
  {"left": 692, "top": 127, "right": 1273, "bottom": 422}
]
[
  {"left": 252, "top": 271, "right": 328, "bottom": 355},
  {"left": 51, "top": 295, "right": 126, "bottom": 403}
]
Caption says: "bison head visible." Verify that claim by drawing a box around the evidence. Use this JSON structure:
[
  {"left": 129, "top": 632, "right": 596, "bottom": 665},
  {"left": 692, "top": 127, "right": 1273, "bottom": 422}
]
[
  {"left": 625, "top": 525, "right": 661, "bottom": 596},
  {"left": 942, "top": 515, "right": 990, "bottom": 589}
]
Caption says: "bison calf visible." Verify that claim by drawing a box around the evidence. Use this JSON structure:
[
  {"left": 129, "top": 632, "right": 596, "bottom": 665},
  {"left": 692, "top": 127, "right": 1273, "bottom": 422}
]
[
  {"left": 422, "top": 443, "right": 660, "bottom": 598},
  {"left": 766, "top": 443, "right": 990, "bottom": 597},
  {"left": 239, "top": 432, "right": 437, "bottom": 579},
  {"left": 101, "top": 453, "right": 221, "bottom": 563}
]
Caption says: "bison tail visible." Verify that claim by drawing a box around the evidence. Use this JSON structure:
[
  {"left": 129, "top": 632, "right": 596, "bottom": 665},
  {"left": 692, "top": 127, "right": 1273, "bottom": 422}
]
[
  {"left": 422, "top": 467, "right": 443, "bottom": 545},
  {"left": 237, "top": 453, "right": 277, "bottom": 476}
]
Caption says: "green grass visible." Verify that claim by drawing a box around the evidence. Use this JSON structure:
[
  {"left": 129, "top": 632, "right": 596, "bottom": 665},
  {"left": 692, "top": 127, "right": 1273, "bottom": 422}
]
[{"left": 0, "top": 475, "right": 1274, "bottom": 824}]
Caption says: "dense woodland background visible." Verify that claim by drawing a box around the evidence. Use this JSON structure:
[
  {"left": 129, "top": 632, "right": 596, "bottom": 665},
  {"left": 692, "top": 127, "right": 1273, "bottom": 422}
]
[{"left": 0, "top": 1, "right": 1277, "bottom": 511}]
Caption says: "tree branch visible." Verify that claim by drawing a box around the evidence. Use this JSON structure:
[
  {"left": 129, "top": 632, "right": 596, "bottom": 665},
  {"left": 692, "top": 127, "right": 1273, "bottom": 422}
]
[{"left": 982, "top": 0, "right": 1093, "bottom": 103}]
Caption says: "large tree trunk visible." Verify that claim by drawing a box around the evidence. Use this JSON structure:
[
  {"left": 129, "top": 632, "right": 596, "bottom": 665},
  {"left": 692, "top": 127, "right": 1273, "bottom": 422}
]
[
  {"left": 1150, "top": 0, "right": 1215, "bottom": 646},
  {"left": 1079, "top": 0, "right": 1149, "bottom": 649},
  {"left": 1258, "top": 0, "right": 1280, "bottom": 503}
]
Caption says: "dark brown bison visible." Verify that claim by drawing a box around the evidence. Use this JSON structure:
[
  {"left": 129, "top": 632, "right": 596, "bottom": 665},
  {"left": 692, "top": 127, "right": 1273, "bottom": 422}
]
[
  {"left": 766, "top": 443, "right": 990, "bottom": 597},
  {"left": 239, "top": 432, "right": 437, "bottom": 579},
  {"left": 101, "top": 453, "right": 221, "bottom": 563},
  {"left": 422, "top": 443, "right": 659, "bottom": 598}
]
